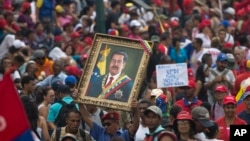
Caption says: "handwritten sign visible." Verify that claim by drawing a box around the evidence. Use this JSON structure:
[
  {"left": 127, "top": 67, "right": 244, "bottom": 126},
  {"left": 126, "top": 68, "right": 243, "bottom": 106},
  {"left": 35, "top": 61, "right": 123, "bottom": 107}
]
[{"left": 156, "top": 63, "right": 188, "bottom": 88}]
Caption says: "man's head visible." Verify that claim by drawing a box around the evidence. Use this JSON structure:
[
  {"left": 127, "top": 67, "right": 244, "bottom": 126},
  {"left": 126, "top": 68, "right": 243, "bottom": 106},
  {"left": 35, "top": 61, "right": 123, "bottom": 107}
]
[
  {"left": 31, "top": 49, "right": 46, "bottom": 66},
  {"left": 223, "top": 96, "right": 237, "bottom": 118},
  {"left": 193, "top": 38, "right": 203, "bottom": 49},
  {"left": 144, "top": 105, "right": 163, "bottom": 130},
  {"left": 58, "top": 84, "right": 71, "bottom": 98},
  {"left": 180, "top": 80, "right": 196, "bottom": 98},
  {"left": 53, "top": 59, "right": 64, "bottom": 75},
  {"left": 101, "top": 112, "right": 120, "bottom": 135},
  {"left": 66, "top": 110, "right": 81, "bottom": 133},
  {"left": 109, "top": 51, "right": 128, "bottom": 76},
  {"left": 21, "top": 75, "right": 35, "bottom": 93},
  {"left": 61, "top": 133, "right": 77, "bottom": 141},
  {"left": 216, "top": 53, "right": 228, "bottom": 71},
  {"left": 138, "top": 99, "right": 152, "bottom": 118},
  {"left": 65, "top": 75, "right": 77, "bottom": 89},
  {"left": 214, "top": 85, "right": 228, "bottom": 101},
  {"left": 218, "top": 28, "right": 227, "bottom": 41},
  {"left": 234, "top": 47, "right": 245, "bottom": 62},
  {"left": 191, "top": 106, "right": 213, "bottom": 132}
]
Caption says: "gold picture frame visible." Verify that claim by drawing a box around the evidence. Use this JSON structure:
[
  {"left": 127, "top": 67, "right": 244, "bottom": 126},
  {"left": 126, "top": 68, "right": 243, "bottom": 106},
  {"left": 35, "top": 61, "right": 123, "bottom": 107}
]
[{"left": 76, "top": 33, "right": 152, "bottom": 111}]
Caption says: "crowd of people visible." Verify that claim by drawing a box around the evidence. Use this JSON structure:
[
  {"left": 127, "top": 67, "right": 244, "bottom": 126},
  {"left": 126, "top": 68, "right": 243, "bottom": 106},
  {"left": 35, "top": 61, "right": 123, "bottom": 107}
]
[{"left": 1, "top": 0, "right": 250, "bottom": 141}]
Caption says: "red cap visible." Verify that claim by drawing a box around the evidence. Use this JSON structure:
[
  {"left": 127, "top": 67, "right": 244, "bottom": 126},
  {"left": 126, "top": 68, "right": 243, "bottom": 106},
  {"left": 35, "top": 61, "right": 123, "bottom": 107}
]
[
  {"left": 187, "top": 68, "right": 194, "bottom": 80},
  {"left": 223, "top": 42, "right": 233, "bottom": 49},
  {"left": 223, "top": 96, "right": 236, "bottom": 105},
  {"left": 188, "top": 79, "right": 196, "bottom": 88},
  {"left": 3, "top": 4, "right": 13, "bottom": 10},
  {"left": 65, "top": 65, "right": 82, "bottom": 77},
  {"left": 83, "top": 37, "right": 92, "bottom": 46},
  {"left": 215, "top": 85, "right": 227, "bottom": 92},
  {"left": 54, "top": 35, "right": 63, "bottom": 42},
  {"left": 153, "top": 0, "right": 163, "bottom": 7},
  {"left": 176, "top": 111, "right": 192, "bottom": 120},
  {"left": 122, "top": 24, "right": 129, "bottom": 32},
  {"left": 102, "top": 112, "right": 120, "bottom": 121},
  {"left": 170, "top": 20, "right": 179, "bottom": 27},
  {"left": 71, "top": 32, "right": 81, "bottom": 38},
  {"left": 21, "top": 2, "right": 31, "bottom": 13},
  {"left": 81, "top": 54, "right": 88, "bottom": 60}
]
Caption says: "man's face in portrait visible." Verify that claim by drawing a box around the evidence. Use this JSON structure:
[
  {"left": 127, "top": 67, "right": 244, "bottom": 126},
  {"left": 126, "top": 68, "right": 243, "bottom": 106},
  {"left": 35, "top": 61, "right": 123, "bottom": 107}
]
[{"left": 109, "top": 54, "right": 126, "bottom": 75}]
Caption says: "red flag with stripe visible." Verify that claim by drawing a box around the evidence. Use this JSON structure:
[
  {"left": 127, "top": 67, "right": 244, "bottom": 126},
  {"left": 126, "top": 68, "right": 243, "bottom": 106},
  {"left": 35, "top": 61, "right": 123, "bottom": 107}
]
[{"left": 0, "top": 74, "right": 33, "bottom": 141}]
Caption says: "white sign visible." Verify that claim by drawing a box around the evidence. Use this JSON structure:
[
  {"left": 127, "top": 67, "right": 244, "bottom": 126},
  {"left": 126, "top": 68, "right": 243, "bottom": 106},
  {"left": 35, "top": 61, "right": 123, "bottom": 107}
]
[{"left": 156, "top": 63, "right": 188, "bottom": 88}]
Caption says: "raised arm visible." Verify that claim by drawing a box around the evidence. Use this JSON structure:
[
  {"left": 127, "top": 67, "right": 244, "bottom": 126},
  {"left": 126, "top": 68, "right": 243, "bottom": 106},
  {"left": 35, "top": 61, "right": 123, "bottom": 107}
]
[
  {"left": 78, "top": 103, "right": 94, "bottom": 128},
  {"left": 128, "top": 100, "right": 140, "bottom": 137}
]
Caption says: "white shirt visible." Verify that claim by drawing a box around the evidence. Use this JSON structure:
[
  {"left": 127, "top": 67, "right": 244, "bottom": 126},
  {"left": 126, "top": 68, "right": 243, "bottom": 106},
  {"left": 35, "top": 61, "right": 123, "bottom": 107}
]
[
  {"left": 194, "top": 132, "right": 207, "bottom": 141},
  {"left": 225, "top": 33, "right": 234, "bottom": 45},
  {"left": 106, "top": 72, "right": 121, "bottom": 85},
  {"left": 0, "top": 34, "right": 15, "bottom": 60},
  {"left": 195, "top": 33, "right": 211, "bottom": 48},
  {"left": 134, "top": 123, "right": 149, "bottom": 141},
  {"left": 190, "top": 48, "right": 206, "bottom": 74},
  {"left": 204, "top": 48, "right": 221, "bottom": 66}
]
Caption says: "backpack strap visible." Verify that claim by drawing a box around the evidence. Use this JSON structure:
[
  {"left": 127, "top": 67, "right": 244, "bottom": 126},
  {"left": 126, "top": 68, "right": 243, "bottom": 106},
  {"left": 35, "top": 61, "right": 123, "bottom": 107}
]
[
  {"left": 79, "top": 129, "right": 86, "bottom": 141},
  {"left": 210, "top": 69, "right": 218, "bottom": 77},
  {"left": 55, "top": 128, "right": 61, "bottom": 141}
]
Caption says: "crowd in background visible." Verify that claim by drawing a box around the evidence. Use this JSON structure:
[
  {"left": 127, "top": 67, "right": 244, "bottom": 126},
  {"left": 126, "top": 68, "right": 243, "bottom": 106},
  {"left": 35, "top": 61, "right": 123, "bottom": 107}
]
[{"left": 1, "top": 0, "right": 250, "bottom": 141}]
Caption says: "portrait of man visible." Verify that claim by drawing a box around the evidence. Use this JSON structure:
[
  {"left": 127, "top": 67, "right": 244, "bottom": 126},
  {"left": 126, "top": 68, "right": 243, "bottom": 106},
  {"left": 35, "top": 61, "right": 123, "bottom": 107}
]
[{"left": 87, "top": 50, "right": 134, "bottom": 102}]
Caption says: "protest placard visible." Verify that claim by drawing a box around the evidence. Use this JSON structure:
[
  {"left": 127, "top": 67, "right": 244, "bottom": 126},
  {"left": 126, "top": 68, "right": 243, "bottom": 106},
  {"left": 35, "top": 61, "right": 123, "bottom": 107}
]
[{"left": 156, "top": 63, "right": 188, "bottom": 88}]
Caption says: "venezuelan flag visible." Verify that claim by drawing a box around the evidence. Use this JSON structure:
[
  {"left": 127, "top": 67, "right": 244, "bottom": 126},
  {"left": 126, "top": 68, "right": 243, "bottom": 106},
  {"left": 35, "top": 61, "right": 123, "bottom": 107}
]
[
  {"left": 236, "top": 77, "right": 250, "bottom": 104},
  {"left": 97, "top": 45, "right": 111, "bottom": 75},
  {"left": 0, "top": 74, "right": 34, "bottom": 141}
]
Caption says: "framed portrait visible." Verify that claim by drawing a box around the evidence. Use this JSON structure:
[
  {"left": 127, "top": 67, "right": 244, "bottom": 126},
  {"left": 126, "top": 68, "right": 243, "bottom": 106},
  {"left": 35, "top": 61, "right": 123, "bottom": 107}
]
[{"left": 76, "top": 33, "right": 152, "bottom": 111}]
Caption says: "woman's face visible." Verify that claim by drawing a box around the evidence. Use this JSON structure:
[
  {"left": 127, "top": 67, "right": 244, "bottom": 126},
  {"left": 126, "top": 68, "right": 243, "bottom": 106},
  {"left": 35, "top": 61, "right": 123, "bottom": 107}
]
[
  {"left": 43, "top": 89, "right": 55, "bottom": 104},
  {"left": 177, "top": 120, "right": 191, "bottom": 134},
  {"left": 36, "top": 24, "right": 44, "bottom": 32},
  {"left": 65, "top": 46, "right": 73, "bottom": 55}
]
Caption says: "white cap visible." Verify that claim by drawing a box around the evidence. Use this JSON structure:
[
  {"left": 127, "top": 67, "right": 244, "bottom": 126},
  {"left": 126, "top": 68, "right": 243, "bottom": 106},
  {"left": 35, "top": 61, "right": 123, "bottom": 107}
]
[
  {"left": 171, "top": 17, "right": 179, "bottom": 22},
  {"left": 224, "top": 7, "right": 235, "bottom": 15},
  {"left": 13, "top": 40, "right": 25, "bottom": 49},
  {"left": 130, "top": 20, "right": 141, "bottom": 27},
  {"left": 151, "top": 89, "right": 163, "bottom": 97}
]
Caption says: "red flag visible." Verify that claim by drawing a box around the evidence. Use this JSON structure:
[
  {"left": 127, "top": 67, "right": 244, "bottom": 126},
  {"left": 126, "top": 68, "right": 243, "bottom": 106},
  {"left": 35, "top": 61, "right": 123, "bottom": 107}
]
[{"left": 0, "top": 74, "right": 33, "bottom": 140}]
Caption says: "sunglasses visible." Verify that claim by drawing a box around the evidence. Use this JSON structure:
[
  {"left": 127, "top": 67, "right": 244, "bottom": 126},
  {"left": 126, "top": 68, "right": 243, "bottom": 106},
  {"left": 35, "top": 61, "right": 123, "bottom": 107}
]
[
  {"left": 103, "top": 122, "right": 112, "bottom": 127},
  {"left": 177, "top": 120, "right": 190, "bottom": 125}
]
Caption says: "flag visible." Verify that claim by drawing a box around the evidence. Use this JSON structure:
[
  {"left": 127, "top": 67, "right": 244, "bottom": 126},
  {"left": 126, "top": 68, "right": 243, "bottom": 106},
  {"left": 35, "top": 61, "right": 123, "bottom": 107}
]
[
  {"left": 96, "top": 45, "right": 111, "bottom": 75},
  {"left": 0, "top": 74, "right": 33, "bottom": 141}
]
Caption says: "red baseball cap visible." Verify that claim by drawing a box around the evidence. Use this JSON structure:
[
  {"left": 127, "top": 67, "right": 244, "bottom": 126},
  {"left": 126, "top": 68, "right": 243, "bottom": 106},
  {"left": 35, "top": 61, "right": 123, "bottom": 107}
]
[
  {"left": 102, "top": 112, "right": 120, "bottom": 121},
  {"left": 176, "top": 111, "right": 192, "bottom": 120},
  {"left": 188, "top": 79, "right": 196, "bottom": 88},
  {"left": 223, "top": 96, "right": 236, "bottom": 105},
  {"left": 215, "top": 85, "right": 227, "bottom": 92},
  {"left": 70, "top": 32, "right": 81, "bottom": 38},
  {"left": 21, "top": 2, "right": 31, "bottom": 13}
]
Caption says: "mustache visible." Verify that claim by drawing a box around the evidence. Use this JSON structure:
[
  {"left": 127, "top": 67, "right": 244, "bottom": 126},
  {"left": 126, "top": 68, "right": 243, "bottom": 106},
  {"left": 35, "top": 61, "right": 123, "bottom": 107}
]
[{"left": 111, "top": 66, "right": 119, "bottom": 69}]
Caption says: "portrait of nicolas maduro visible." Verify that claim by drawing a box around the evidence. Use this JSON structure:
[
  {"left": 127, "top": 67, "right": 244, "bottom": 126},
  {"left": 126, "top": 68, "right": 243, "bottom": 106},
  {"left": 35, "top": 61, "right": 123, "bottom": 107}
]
[{"left": 76, "top": 33, "right": 152, "bottom": 111}]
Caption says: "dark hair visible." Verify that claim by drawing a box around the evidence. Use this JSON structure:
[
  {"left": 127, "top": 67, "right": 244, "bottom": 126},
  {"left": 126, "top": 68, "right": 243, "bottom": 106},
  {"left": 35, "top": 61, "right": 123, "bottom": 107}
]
[
  {"left": 111, "top": 0, "right": 120, "bottom": 8},
  {"left": 196, "top": 64, "right": 207, "bottom": 83},
  {"left": 201, "top": 53, "right": 212, "bottom": 64},
  {"left": 169, "top": 105, "right": 182, "bottom": 119},
  {"left": 110, "top": 51, "right": 128, "bottom": 62},
  {"left": 34, "top": 22, "right": 43, "bottom": 29},
  {"left": 139, "top": 99, "right": 152, "bottom": 106},
  {"left": 37, "top": 87, "right": 54, "bottom": 104},
  {"left": 21, "top": 75, "right": 35, "bottom": 87},
  {"left": 172, "top": 37, "right": 181, "bottom": 47},
  {"left": 13, "top": 55, "right": 25, "bottom": 65},
  {"left": 201, "top": 102, "right": 211, "bottom": 112},
  {"left": 204, "top": 121, "right": 219, "bottom": 139},
  {"left": 174, "top": 119, "right": 197, "bottom": 140},
  {"left": 192, "top": 14, "right": 201, "bottom": 22},
  {"left": 66, "top": 110, "right": 81, "bottom": 119},
  {"left": 195, "top": 38, "right": 203, "bottom": 46},
  {"left": 160, "top": 32, "right": 170, "bottom": 41},
  {"left": 21, "top": 96, "right": 39, "bottom": 134}
]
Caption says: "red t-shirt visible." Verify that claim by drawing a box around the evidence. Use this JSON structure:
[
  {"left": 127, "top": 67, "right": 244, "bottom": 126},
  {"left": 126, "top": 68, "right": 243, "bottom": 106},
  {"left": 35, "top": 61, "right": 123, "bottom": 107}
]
[
  {"left": 175, "top": 97, "right": 202, "bottom": 113},
  {"left": 216, "top": 116, "right": 247, "bottom": 141},
  {"left": 0, "top": 18, "right": 7, "bottom": 29}
]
